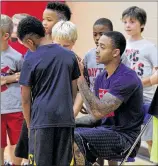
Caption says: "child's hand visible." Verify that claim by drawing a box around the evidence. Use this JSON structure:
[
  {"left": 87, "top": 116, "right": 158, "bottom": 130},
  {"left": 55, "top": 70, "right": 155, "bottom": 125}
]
[
  {"left": 78, "top": 59, "right": 85, "bottom": 74},
  {"left": 1, "top": 76, "right": 7, "bottom": 86},
  {"left": 15, "top": 72, "right": 20, "bottom": 81}
]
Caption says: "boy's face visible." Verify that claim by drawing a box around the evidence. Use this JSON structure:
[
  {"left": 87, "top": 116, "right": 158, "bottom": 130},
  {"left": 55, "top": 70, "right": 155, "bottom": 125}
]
[
  {"left": 93, "top": 24, "right": 110, "bottom": 47},
  {"left": 42, "top": 9, "right": 59, "bottom": 35},
  {"left": 122, "top": 16, "right": 144, "bottom": 36},
  {"left": 53, "top": 38, "right": 75, "bottom": 50},
  {"left": 96, "top": 35, "right": 119, "bottom": 65}
]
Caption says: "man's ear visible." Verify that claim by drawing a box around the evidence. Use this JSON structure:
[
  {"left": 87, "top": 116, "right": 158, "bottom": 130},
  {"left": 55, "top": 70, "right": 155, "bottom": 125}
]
[{"left": 113, "top": 49, "right": 120, "bottom": 58}]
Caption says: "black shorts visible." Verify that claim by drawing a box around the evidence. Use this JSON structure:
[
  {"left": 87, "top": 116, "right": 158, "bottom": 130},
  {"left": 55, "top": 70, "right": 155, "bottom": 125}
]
[
  {"left": 74, "top": 127, "right": 135, "bottom": 164},
  {"left": 29, "top": 127, "right": 74, "bottom": 166},
  {"left": 15, "top": 120, "right": 29, "bottom": 159}
]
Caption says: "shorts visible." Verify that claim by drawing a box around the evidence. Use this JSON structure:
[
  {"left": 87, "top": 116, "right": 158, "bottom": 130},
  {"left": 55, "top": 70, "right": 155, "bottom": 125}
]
[
  {"left": 74, "top": 127, "right": 137, "bottom": 165},
  {"left": 141, "top": 118, "right": 153, "bottom": 141},
  {"left": 15, "top": 120, "right": 29, "bottom": 159},
  {"left": 1, "top": 112, "right": 23, "bottom": 148},
  {"left": 141, "top": 103, "right": 153, "bottom": 141},
  {"left": 29, "top": 127, "right": 74, "bottom": 166}
]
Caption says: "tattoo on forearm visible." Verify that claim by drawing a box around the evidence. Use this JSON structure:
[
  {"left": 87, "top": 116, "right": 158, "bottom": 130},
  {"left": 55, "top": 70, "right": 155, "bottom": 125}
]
[{"left": 78, "top": 78, "right": 122, "bottom": 119}]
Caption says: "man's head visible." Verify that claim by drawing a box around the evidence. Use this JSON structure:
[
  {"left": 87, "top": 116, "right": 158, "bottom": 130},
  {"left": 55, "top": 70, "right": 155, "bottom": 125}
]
[
  {"left": 96, "top": 31, "right": 126, "bottom": 65},
  {"left": 11, "top": 13, "right": 29, "bottom": 41},
  {"left": 93, "top": 18, "right": 113, "bottom": 46},
  {"left": 43, "top": 2, "right": 72, "bottom": 35},
  {"left": 122, "top": 6, "right": 147, "bottom": 36},
  {"left": 52, "top": 20, "right": 77, "bottom": 50},
  {"left": 0, "top": 14, "right": 13, "bottom": 45},
  {"left": 17, "top": 16, "right": 45, "bottom": 52}
]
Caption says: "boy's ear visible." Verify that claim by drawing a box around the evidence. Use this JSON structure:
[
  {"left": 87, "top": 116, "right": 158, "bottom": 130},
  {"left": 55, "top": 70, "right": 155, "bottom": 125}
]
[
  {"left": 26, "top": 38, "right": 34, "bottom": 46},
  {"left": 3, "top": 33, "right": 10, "bottom": 40},
  {"left": 140, "top": 24, "right": 145, "bottom": 29}
]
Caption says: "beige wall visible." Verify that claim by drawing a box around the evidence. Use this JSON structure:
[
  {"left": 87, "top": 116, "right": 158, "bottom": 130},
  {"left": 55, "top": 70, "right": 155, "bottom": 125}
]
[{"left": 67, "top": 2, "right": 157, "bottom": 58}]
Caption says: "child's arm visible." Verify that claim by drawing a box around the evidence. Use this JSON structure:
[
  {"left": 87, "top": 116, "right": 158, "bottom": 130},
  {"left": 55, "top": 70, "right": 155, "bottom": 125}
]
[
  {"left": 1, "top": 72, "right": 20, "bottom": 85},
  {"left": 72, "top": 79, "right": 78, "bottom": 103},
  {"left": 142, "top": 68, "right": 158, "bottom": 87},
  {"left": 73, "top": 93, "right": 83, "bottom": 117},
  {"left": 21, "top": 85, "right": 31, "bottom": 128}
]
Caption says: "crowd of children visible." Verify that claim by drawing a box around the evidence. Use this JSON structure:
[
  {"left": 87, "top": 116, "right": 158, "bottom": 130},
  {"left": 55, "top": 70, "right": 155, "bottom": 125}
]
[{"left": 1, "top": 2, "right": 158, "bottom": 166}]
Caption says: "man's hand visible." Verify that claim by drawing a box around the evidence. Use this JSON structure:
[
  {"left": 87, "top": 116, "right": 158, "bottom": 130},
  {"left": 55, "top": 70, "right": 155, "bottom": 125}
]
[{"left": 77, "top": 58, "right": 84, "bottom": 75}]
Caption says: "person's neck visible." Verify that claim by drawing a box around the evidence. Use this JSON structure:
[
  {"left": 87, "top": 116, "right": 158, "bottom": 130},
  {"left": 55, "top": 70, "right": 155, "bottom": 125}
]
[
  {"left": 129, "top": 33, "right": 143, "bottom": 41},
  {"left": 38, "top": 36, "right": 52, "bottom": 47},
  {"left": 105, "top": 60, "right": 120, "bottom": 78},
  {"left": 46, "top": 34, "right": 53, "bottom": 43},
  {"left": 1, "top": 42, "right": 9, "bottom": 51}
]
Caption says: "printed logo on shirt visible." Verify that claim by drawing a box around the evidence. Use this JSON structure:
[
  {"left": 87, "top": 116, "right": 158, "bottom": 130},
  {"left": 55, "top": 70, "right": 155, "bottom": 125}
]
[
  {"left": 88, "top": 68, "right": 104, "bottom": 92},
  {"left": 88, "top": 68, "right": 104, "bottom": 77},
  {"left": 125, "top": 49, "right": 144, "bottom": 76},
  {"left": 99, "top": 88, "right": 115, "bottom": 117}
]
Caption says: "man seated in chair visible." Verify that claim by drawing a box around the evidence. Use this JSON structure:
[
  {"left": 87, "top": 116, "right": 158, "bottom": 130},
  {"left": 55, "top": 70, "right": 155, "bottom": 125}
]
[{"left": 74, "top": 31, "right": 144, "bottom": 166}]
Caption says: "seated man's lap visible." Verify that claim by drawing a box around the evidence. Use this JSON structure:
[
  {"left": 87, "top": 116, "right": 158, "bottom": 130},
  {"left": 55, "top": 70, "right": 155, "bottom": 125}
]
[{"left": 75, "top": 127, "right": 131, "bottom": 162}]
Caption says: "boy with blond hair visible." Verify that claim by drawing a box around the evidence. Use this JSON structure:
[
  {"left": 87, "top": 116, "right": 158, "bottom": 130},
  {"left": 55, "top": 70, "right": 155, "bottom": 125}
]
[
  {"left": 52, "top": 20, "right": 77, "bottom": 50},
  {"left": 1, "top": 14, "right": 23, "bottom": 166},
  {"left": 52, "top": 20, "right": 90, "bottom": 108}
]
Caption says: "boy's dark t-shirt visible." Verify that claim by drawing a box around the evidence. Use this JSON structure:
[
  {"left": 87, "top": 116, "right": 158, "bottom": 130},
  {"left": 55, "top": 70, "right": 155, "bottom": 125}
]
[
  {"left": 19, "top": 44, "right": 80, "bottom": 129},
  {"left": 94, "top": 63, "right": 144, "bottom": 141}
]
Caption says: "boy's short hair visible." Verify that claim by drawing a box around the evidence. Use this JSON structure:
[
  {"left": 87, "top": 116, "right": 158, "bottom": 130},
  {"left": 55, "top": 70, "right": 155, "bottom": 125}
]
[
  {"left": 52, "top": 21, "right": 77, "bottom": 43},
  {"left": 94, "top": 18, "right": 113, "bottom": 31},
  {"left": 122, "top": 6, "right": 147, "bottom": 32},
  {"left": 12, "top": 13, "right": 29, "bottom": 21},
  {"left": 17, "top": 16, "right": 45, "bottom": 41},
  {"left": 1, "top": 14, "right": 13, "bottom": 35},
  {"left": 46, "top": 2, "right": 72, "bottom": 21},
  {"left": 103, "top": 31, "right": 126, "bottom": 56}
]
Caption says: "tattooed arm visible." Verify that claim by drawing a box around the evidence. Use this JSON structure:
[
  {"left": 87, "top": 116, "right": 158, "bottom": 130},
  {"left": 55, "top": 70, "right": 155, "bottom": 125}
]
[{"left": 78, "top": 75, "right": 122, "bottom": 120}]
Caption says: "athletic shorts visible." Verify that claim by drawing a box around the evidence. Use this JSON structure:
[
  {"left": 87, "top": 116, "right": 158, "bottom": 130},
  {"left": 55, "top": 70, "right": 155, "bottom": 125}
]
[
  {"left": 74, "top": 127, "right": 138, "bottom": 165},
  {"left": 29, "top": 127, "right": 74, "bottom": 166},
  {"left": 1, "top": 112, "right": 23, "bottom": 148},
  {"left": 15, "top": 120, "right": 29, "bottom": 159}
]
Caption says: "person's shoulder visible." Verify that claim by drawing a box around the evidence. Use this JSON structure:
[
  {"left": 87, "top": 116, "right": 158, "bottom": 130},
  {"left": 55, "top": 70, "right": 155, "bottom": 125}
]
[
  {"left": 117, "top": 64, "right": 142, "bottom": 87},
  {"left": 8, "top": 46, "right": 22, "bottom": 60},
  {"left": 48, "top": 44, "right": 75, "bottom": 55},
  {"left": 141, "top": 39, "right": 157, "bottom": 48},
  {"left": 85, "top": 48, "right": 96, "bottom": 57}
]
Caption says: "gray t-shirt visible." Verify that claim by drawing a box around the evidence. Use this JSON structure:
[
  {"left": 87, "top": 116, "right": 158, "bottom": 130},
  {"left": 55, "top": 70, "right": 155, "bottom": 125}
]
[
  {"left": 84, "top": 48, "right": 105, "bottom": 92},
  {"left": 123, "top": 39, "right": 158, "bottom": 103},
  {"left": 1, "top": 46, "right": 23, "bottom": 114}
]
